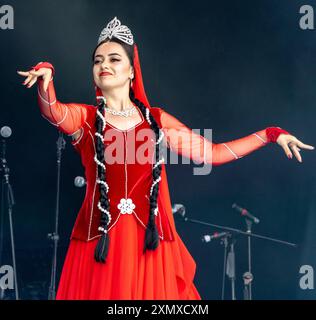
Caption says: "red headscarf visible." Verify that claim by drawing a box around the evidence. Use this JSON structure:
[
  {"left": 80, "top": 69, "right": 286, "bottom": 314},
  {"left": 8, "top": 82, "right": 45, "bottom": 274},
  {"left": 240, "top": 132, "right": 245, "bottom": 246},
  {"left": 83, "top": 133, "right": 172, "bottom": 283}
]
[{"left": 95, "top": 44, "right": 151, "bottom": 108}]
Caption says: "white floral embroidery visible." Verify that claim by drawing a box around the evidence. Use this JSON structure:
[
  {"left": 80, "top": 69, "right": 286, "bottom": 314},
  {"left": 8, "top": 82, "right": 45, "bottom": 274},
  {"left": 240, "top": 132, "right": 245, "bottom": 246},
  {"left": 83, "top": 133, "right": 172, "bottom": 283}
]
[{"left": 117, "top": 198, "right": 135, "bottom": 214}]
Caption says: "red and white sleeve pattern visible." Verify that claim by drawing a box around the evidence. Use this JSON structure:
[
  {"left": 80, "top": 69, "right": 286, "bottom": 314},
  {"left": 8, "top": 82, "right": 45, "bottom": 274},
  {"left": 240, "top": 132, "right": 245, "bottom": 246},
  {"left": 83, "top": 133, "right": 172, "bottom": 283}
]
[
  {"left": 158, "top": 108, "right": 290, "bottom": 166},
  {"left": 34, "top": 62, "right": 88, "bottom": 137}
]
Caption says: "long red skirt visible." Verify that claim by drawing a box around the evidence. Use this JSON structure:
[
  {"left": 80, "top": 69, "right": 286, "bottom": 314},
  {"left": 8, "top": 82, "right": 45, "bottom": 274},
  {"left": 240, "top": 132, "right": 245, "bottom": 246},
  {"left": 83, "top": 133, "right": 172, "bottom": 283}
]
[{"left": 56, "top": 214, "right": 201, "bottom": 300}]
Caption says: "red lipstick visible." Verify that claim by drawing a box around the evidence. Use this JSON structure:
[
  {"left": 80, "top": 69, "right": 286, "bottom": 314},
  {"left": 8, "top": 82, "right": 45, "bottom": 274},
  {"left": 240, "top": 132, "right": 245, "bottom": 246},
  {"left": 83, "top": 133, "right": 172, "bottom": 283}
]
[{"left": 99, "top": 71, "right": 112, "bottom": 77}]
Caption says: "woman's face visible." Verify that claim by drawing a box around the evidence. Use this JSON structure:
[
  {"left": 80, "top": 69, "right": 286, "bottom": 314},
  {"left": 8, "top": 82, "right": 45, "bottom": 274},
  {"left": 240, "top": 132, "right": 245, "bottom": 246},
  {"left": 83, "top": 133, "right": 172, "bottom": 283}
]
[{"left": 93, "top": 41, "right": 134, "bottom": 92}]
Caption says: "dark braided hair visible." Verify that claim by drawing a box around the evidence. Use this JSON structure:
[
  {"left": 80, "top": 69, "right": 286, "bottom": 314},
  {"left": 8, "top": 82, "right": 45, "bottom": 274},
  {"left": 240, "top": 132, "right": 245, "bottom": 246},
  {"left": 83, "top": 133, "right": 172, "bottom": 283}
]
[
  {"left": 94, "top": 98, "right": 111, "bottom": 263},
  {"left": 93, "top": 38, "right": 164, "bottom": 263}
]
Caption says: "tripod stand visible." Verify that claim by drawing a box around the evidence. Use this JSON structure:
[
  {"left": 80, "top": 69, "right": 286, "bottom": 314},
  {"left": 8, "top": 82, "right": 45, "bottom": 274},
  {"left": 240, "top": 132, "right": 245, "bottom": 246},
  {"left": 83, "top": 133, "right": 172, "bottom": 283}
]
[
  {"left": 47, "top": 132, "right": 66, "bottom": 300},
  {"left": 0, "top": 137, "right": 19, "bottom": 300},
  {"left": 220, "top": 234, "right": 237, "bottom": 300},
  {"left": 185, "top": 215, "right": 297, "bottom": 300}
]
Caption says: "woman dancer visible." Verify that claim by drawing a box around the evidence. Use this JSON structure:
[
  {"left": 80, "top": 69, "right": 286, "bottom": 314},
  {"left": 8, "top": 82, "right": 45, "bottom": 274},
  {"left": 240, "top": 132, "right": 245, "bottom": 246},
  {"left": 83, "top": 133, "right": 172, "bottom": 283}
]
[{"left": 18, "top": 17, "right": 314, "bottom": 300}]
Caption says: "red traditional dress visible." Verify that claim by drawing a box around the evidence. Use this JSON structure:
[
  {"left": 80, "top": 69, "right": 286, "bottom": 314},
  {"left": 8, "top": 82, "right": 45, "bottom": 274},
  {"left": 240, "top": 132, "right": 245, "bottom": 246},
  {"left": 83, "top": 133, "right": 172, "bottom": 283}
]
[{"left": 33, "top": 55, "right": 287, "bottom": 299}]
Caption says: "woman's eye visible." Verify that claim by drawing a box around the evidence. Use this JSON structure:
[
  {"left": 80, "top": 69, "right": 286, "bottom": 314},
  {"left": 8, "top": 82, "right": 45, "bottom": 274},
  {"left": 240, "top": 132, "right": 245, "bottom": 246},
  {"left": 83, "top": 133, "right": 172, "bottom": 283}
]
[{"left": 94, "top": 58, "right": 120, "bottom": 64}]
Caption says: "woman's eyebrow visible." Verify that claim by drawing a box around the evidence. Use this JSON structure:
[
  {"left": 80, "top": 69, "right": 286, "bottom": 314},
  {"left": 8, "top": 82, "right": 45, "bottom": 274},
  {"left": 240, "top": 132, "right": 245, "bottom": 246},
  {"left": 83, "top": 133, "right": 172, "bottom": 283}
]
[
  {"left": 108, "top": 53, "right": 122, "bottom": 57},
  {"left": 94, "top": 53, "right": 122, "bottom": 59}
]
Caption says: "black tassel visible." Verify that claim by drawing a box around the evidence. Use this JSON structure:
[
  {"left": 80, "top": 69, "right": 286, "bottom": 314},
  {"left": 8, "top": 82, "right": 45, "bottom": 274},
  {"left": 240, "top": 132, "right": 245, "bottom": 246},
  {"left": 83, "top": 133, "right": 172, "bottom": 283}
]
[
  {"left": 94, "top": 232, "right": 110, "bottom": 263},
  {"left": 143, "top": 219, "right": 159, "bottom": 253}
]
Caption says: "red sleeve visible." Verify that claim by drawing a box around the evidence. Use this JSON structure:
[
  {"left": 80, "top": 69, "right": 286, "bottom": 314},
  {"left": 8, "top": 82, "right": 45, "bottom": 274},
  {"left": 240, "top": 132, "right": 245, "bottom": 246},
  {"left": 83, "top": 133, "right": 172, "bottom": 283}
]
[
  {"left": 157, "top": 108, "right": 289, "bottom": 166},
  {"left": 34, "top": 62, "right": 91, "bottom": 137}
]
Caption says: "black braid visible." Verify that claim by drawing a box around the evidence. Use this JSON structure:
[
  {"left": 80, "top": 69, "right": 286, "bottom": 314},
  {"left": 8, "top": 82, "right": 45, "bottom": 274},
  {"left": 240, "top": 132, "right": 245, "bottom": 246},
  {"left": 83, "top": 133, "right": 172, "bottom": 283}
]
[
  {"left": 94, "top": 99, "right": 110, "bottom": 263},
  {"left": 129, "top": 89, "right": 162, "bottom": 253}
]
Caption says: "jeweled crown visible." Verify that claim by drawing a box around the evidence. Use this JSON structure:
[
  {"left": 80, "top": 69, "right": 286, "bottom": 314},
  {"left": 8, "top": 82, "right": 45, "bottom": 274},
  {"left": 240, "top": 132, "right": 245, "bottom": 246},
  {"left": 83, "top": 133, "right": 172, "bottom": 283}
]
[{"left": 98, "top": 17, "right": 134, "bottom": 45}]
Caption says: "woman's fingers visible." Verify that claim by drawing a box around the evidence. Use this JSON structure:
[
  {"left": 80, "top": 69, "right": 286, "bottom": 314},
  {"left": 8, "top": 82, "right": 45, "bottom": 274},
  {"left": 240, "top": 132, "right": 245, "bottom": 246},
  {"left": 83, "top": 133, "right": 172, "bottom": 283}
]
[
  {"left": 17, "top": 70, "right": 38, "bottom": 87},
  {"left": 290, "top": 143, "right": 302, "bottom": 163},
  {"left": 295, "top": 139, "right": 314, "bottom": 150},
  {"left": 26, "top": 76, "right": 38, "bottom": 88},
  {"left": 17, "top": 70, "right": 32, "bottom": 84},
  {"left": 23, "top": 74, "right": 34, "bottom": 86},
  {"left": 29, "top": 69, "right": 42, "bottom": 76},
  {"left": 279, "top": 134, "right": 314, "bottom": 162},
  {"left": 285, "top": 136, "right": 314, "bottom": 162},
  {"left": 18, "top": 68, "right": 44, "bottom": 89},
  {"left": 282, "top": 142, "right": 293, "bottom": 159},
  {"left": 17, "top": 70, "right": 30, "bottom": 77},
  {"left": 18, "top": 67, "right": 52, "bottom": 92},
  {"left": 18, "top": 69, "right": 42, "bottom": 81}
]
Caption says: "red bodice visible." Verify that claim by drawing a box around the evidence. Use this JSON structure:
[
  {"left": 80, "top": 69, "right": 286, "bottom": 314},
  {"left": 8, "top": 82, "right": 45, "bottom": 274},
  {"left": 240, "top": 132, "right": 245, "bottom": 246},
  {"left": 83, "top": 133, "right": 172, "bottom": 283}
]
[{"left": 69, "top": 105, "right": 175, "bottom": 241}]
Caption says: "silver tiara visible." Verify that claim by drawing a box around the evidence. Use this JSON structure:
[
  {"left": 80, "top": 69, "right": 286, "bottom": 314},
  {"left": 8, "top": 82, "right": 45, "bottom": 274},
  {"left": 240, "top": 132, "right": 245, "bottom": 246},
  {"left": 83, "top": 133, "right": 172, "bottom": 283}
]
[{"left": 98, "top": 17, "right": 134, "bottom": 45}]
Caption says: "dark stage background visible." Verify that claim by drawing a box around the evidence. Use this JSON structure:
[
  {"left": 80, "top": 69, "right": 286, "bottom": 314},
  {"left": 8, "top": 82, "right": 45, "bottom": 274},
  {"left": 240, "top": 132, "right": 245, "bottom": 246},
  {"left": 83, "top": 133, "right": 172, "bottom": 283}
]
[{"left": 0, "top": 0, "right": 315, "bottom": 300}]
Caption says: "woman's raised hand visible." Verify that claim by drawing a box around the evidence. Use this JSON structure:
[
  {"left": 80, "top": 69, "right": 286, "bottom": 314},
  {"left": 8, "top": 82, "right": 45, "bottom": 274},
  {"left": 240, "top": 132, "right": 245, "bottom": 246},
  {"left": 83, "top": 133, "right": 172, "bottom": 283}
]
[
  {"left": 17, "top": 63, "right": 52, "bottom": 92},
  {"left": 276, "top": 133, "right": 314, "bottom": 163}
]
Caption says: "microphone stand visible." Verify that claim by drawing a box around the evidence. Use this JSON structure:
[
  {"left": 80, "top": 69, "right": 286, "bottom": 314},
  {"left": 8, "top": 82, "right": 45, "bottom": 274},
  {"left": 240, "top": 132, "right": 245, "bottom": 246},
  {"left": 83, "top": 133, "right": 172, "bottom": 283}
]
[
  {"left": 48, "top": 132, "right": 66, "bottom": 300},
  {"left": 182, "top": 216, "right": 297, "bottom": 300},
  {"left": 244, "top": 219, "right": 253, "bottom": 300},
  {"left": 221, "top": 235, "right": 229, "bottom": 300},
  {"left": 0, "top": 138, "right": 19, "bottom": 300},
  {"left": 0, "top": 170, "right": 4, "bottom": 300}
]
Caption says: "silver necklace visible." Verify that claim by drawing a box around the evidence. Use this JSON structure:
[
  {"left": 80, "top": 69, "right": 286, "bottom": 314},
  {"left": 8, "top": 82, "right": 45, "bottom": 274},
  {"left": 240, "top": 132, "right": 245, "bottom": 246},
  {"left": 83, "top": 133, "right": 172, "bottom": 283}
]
[{"left": 104, "top": 105, "right": 137, "bottom": 117}]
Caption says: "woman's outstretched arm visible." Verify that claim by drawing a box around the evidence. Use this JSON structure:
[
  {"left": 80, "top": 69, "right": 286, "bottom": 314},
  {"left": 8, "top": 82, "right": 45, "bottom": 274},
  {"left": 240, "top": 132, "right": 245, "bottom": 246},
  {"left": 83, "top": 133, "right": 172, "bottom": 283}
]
[
  {"left": 17, "top": 62, "right": 90, "bottom": 139},
  {"left": 157, "top": 108, "right": 314, "bottom": 166}
]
